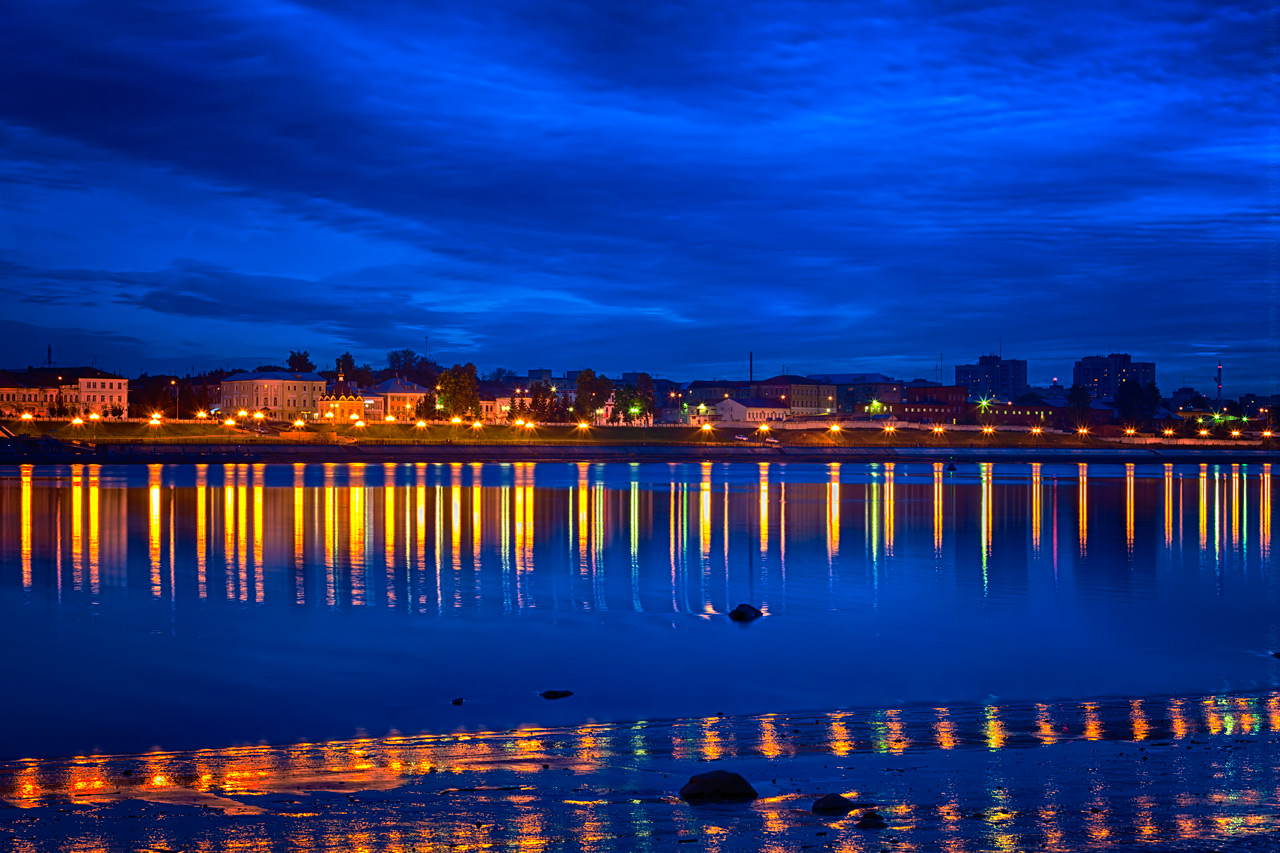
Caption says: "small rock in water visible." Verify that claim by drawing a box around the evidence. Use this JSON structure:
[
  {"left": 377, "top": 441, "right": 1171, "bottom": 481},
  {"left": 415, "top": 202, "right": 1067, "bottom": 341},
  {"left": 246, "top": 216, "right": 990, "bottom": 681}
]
[
  {"left": 678, "top": 770, "right": 758, "bottom": 803},
  {"left": 540, "top": 689, "right": 574, "bottom": 700},
  {"left": 728, "top": 603, "right": 763, "bottom": 623},
  {"left": 1272, "top": 652, "right": 1280, "bottom": 659},
  {"left": 451, "top": 697, "right": 464, "bottom": 706},
  {"left": 812, "top": 794, "right": 857, "bottom": 815},
  {"left": 855, "top": 810, "right": 888, "bottom": 829}
]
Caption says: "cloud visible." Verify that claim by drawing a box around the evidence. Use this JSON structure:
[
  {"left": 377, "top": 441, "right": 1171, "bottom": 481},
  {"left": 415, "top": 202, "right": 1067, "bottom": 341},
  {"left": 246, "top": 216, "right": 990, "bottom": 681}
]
[{"left": 0, "top": 0, "right": 1271, "bottom": 390}]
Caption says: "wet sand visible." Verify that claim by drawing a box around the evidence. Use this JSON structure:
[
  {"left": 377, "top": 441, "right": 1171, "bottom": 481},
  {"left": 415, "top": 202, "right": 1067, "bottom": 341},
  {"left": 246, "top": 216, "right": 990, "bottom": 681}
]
[{"left": 3, "top": 694, "right": 1277, "bottom": 851}]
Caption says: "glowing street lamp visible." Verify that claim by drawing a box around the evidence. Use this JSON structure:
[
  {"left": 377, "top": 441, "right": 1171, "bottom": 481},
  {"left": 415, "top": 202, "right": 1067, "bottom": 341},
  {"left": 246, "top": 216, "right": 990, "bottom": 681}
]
[
  {"left": 1199, "top": 429, "right": 1209, "bottom": 437},
  {"left": 1030, "top": 426, "right": 1042, "bottom": 435},
  {"left": 238, "top": 410, "right": 248, "bottom": 418},
  {"left": 385, "top": 415, "right": 395, "bottom": 422},
  {"left": 577, "top": 422, "right": 589, "bottom": 429},
  {"left": 1163, "top": 428, "right": 1175, "bottom": 437},
  {"left": 20, "top": 413, "right": 32, "bottom": 420},
  {"left": 348, "top": 413, "right": 358, "bottom": 420},
  {"left": 1231, "top": 429, "right": 1241, "bottom": 438},
  {"left": 883, "top": 424, "right": 896, "bottom": 434},
  {"left": 89, "top": 412, "right": 100, "bottom": 421},
  {"left": 1264, "top": 430, "right": 1274, "bottom": 438},
  {"left": 252, "top": 412, "right": 264, "bottom": 421},
  {"left": 934, "top": 425, "right": 946, "bottom": 435},
  {"left": 982, "top": 426, "right": 995, "bottom": 435},
  {"left": 472, "top": 421, "right": 483, "bottom": 429},
  {"left": 293, "top": 419, "right": 305, "bottom": 428},
  {"left": 72, "top": 417, "right": 84, "bottom": 425},
  {"left": 701, "top": 423, "right": 713, "bottom": 432},
  {"left": 829, "top": 424, "right": 841, "bottom": 433},
  {"left": 325, "top": 411, "right": 334, "bottom": 418},
  {"left": 223, "top": 418, "right": 236, "bottom": 426},
  {"left": 355, "top": 420, "right": 366, "bottom": 428},
  {"left": 415, "top": 420, "right": 427, "bottom": 429},
  {"left": 1124, "top": 428, "right": 1136, "bottom": 436},
  {"left": 196, "top": 410, "right": 208, "bottom": 419},
  {"left": 758, "top": 423, "right": 770, "bottom": 432},
  {"left": 1076, "top": 426, "right": 1089, "bottom": 436}
]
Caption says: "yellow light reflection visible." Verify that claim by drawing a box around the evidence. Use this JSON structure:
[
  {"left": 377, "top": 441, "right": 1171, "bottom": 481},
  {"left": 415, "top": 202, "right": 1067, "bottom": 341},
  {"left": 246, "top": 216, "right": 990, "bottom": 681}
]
[
  {"left": 934, "top": 708, "right": 957, "bottom": 750},
  {"left": 1125, "top": 463, "right": 1135, "bottom": 553},
  {"left": 884, "top": 462, "right": 895, "bottom": 556},
  {"left": 1078, "top": 463, "right": 1088, "bottom": 557},
  {"left": 1164, "top": 464, "right": 1173, "bottom": 550},
  {"left": 1082, "top": 702, "right": 1103, "bottom": 741},
  {"left": 1130, "top": 699, "right": 1150, "bottom": 741},
  {"left": 149, "top": 464, "right": 162, "bottom": 598},
  {"left": 71, "top": 466, "right": 83, "bottom": 590},
  {"left": 196, "top": 465, "right": 208, "bottom": 599},
  {"left": 20, "top": 464, "right": 32, "bottom": 588},
  {"left": 1035, "top": 703, "right": 1058, "bottom": 746},
  {"left": 828, "top": 463, "right": 841, "bottom": 561},
  {"left": 1031, "top": 462, "right": 1042, "bottom": 555},
  {"left": 253, "top": 470, "right": 264, "bottom": 603}
]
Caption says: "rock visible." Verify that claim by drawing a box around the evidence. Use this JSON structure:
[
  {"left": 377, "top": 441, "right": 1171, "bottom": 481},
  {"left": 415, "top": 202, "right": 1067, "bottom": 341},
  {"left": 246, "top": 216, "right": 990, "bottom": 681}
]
[
  {"left": 451, "top": 697, "right": 464, "bottom": 706},
  {"left": 728, "top": 603, "right": 763, "bottom": 623},
  {"left": 812, "top": 794, "right": 857, "bottom": 815},
  {"left": 540, "top": 689, "right": 574, "bottom": 700},
  {"left": 678, "top": 770, "right": 758, "bottom": 803},
  {"left": 855, "top": 810, "right": 888, "bottom": 829},
  {"left": 1272, "top": 652, "right": 1280, "bottom": 659}
]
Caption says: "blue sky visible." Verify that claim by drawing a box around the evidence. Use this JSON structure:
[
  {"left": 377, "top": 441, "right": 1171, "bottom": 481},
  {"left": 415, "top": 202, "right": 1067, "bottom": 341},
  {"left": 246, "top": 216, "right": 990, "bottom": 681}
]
[{"left": 0, "top": 0, "right": 1272, "bottom": 392}]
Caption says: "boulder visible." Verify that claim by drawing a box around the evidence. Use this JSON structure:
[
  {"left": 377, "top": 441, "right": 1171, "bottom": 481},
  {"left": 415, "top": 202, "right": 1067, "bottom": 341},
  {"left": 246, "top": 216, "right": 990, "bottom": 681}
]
[
  {"left": 728, "top": 603, "right": 763, "bottom": 623},
  {"left": 539, "top": 689, "right": 574, "bottom": 700},
  {"left": 855, "top": 809, "right": 888, "bottom": 829},
  {"left": 812, "top": 794, "right": 857, "bottom": 815},
  {"left": 450, "top": 697, "right": 464, "bottom": 706},
  {"left": 678, "top": 770, "right": 758, "bottom": 803}
]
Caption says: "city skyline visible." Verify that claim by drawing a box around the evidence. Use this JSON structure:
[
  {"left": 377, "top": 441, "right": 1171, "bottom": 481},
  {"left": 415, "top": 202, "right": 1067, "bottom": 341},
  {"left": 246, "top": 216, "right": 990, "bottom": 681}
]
[{"left": 1, "top": 2, "right": 1272, "bottom": 387}]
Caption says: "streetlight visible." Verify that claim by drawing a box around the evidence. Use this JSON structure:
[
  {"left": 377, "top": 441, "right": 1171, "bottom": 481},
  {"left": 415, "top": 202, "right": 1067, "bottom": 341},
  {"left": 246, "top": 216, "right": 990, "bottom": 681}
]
[
  {"left": 934, "top": 425, "right": 946, "bottom": 435},
  {"left": 701, "top": 423, "right": 713, "bottom": 433},
  {"left": 982, "top": 425, "right": 995, "bottom": 435},
  {"left": 829, "top": 424, "right": 841, "bottom": 433},
  {"left": 883, "top": 424, "right": 896, "bottom": 434},
  {"left": 1077, "top": 427, "right": 1089, "bottom": 436},
  {"left": 1030, "top": 426, "right": 1042, "bottom": 436}
]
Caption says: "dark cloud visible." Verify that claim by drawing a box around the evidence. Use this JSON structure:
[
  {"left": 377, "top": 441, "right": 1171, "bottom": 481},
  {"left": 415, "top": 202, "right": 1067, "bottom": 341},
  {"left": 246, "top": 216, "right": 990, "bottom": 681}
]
[{"left": 0, "top": 0, "right": 1271, "bottom": 390}]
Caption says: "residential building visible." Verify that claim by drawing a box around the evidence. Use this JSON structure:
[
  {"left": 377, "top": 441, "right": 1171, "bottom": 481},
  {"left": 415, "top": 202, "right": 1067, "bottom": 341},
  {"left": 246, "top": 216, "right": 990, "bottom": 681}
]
[
  {"left": 366, "top": 377, "right": 431, "bottom": 421},
  {"left": 220, "top": 371, "right": 326, "bottom": 419},
  {"left": 955, "top": 355, "right": 1028, "bottom": 402},
  {"left": 750, "top": 375, "right": 837, "bottom": 414},
  {"left": 684, "top": 380, "right": 749, "bottom": 407},
  {"left": 715, "top": 397, "right": 790, "bottom": 423},
  {"left": 1073, "top": 354, "right": 1156, "bottom": 399},
  {"left": 807, "top": 373, "right": 903, "bottom": 412},
  {"left": 0, "top": 367, "right": 129, "bottom": 417}
]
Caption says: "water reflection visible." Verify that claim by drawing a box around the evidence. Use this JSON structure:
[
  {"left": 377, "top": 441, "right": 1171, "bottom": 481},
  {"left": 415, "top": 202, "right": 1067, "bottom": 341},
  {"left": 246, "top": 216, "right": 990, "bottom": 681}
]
[
  {"left": 1, "top": 461, "right": 1277, "bottom": 759},
  {"left": 2, "top": 692, "right": 1278, "bottom": 853}
]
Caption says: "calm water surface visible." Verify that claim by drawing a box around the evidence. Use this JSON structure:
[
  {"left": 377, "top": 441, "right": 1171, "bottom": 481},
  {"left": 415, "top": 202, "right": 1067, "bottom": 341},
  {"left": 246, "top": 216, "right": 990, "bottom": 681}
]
[{"left": 0, "top": 461, "right": 1275, "bottom": 760}]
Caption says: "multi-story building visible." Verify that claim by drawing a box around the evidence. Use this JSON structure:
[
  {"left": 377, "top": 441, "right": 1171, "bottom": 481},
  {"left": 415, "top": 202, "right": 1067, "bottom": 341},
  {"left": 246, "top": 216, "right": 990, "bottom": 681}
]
[
  {"left": 1073, "top": 354, "right": 1156, "bottom": 399},
  {"left": 0, "top": 367, "right": 129, "bottom": 416},
  {"left": 955, "top": 355, "right": 1028, "bottom": 402},
  {"left": 366, "top": 377, "right": 431, "bottom": 421},
  {"left": 220, "top": 371, "right": 326, "bottom": 419},
  {"left": 750, "top": 375, "right": 837, "bottom": 414},
  {"left": 807, "top": 373, "right": 903, "bottom": 412}
]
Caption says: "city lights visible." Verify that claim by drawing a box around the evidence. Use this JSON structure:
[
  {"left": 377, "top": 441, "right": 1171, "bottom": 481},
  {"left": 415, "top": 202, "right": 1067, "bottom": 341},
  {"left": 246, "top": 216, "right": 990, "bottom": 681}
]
[
  {"left": 883, "top": 424, "right": 896, "bottom": 434},
  {"left": 1163, "top": 429, "right": 1175, "bottom": 436},
  {"left": 238, "top": 410, "right": 248, "bottom": 417},
  {"left": 355, "top": 420, "right": 365, "bottom": 428},
  {"left": 88, "top": 412, "right": 100, "bottom": 421},
  {"left": 252, "top": 412, "right": 264, "bottom": 420},
  {"left": 415, "top": 420, "right": 426, "bottom": 428},
  {"left": 1077, "top": 427, "right": 1089, "bottom": 436},
  {"left": 292, "top": 420, "right": 305, "bottom": 428},
  {"left": 385, "top": 415, "right": 395, "bottom": 422},
  {"left": 701, "top": 423, "right": 713, "bottom": 431},
  {"left": 577, "top": 422, "right": 589, "bottom": 429},
  {"left": 1199, "top": 429, "right": 1209, "bottom": 437},
  {"left": 71, "top": 417, "right": 83, "bottom": 425},
  {"left": 829, "top": 424, "right": 841, "bottom": 432},
  {"left": 934, "top": 425, "right": 946, "bottom": 434},
  {"left": 450, "top": 416, "right": 462, "bottom": 424},
  {"left": 1124, "top": 428, "right": 1136, "bottom": 436},
  {"left": 1231, "top": 430, "right": 1241, "bottom": 438},
  {"left": 982, "top": 425, "right": 995, "bottom": 435},
  {"left": 196, "top": 410, "right": 208, "bottom": 419},
  {"left": 1030, "top": 426, "right": 1042, "bottom": 435},
  {"left": 223, "top": 418, "right": 235, "bottom": 426}
]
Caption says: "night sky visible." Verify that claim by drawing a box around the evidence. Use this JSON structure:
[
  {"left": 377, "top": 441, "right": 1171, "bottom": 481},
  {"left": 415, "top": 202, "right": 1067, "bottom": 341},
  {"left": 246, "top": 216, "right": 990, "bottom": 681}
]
[{"left": 0, "top": 1, "right": 1271, "bottom": 391}]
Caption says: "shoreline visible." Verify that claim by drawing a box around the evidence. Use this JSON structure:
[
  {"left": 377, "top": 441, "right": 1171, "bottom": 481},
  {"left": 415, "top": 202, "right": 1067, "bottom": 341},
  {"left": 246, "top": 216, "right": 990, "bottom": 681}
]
[{"left": 2, "top": 692, "right": 1276, "bottom": 852}]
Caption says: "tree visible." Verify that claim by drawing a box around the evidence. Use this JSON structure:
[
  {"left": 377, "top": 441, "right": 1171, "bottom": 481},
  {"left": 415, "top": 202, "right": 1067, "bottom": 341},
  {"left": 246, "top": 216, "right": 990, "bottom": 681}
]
[
  {"left": 287, "top": 350, "right": 315, "bottom": 372},
  {"left": 484, "top": 367, "right": 518, "bottom": 382},
  {"left": 1067, "top": 384, "right": 1092, "bottom": 425},
  {"left": 436, "top": 363, "right": 480, "bottom": 417},
  {"left": 254, "top": 364, "right": 287, "bottom": 372},
  {"left": 336, "top": 352, "right": 357, "bottom": 377},
  {"left": 573, "top": 369, "right": 614, "bottom": 423},
  {"left": 1115, "top": 380, "right": 1145, "bottom": 424},
  {"left": 386, "top": 348, "right": 417, "bottom": 374}
]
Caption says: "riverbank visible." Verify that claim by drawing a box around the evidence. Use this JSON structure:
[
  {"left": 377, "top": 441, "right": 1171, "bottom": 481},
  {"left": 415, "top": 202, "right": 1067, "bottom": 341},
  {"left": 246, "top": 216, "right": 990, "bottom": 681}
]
[
  {"left": 62, "top": 441, "right": 1280, "bottom": 465},
  {"left": 2, "top": 693, "right": 1276, "bottom": 852}
]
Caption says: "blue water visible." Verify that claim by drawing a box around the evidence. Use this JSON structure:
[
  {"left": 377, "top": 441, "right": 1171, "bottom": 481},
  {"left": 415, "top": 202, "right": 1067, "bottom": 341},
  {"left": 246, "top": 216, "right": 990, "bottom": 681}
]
[{"left": 0, "top": 460, "right": 1275, "bottom": 760}]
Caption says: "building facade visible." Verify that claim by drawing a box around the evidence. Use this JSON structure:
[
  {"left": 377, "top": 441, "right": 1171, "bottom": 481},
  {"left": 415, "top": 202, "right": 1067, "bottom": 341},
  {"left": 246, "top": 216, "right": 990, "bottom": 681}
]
[
  {"left": 955, "top": 355, "right": 1029, "bottom": 402},
  {"left": 715, "top": 397, "right": 790, "bottom": 423},
  {"left": 1072, "top": 354, "right": 1156, "bottom": 399},
  {"left": 220, "top": 371, "right": 327, "bottom": 419},
  {"left": 750, "top": 375, "right": 837, "bottom": 415},
  {"left": 0, "top": 367, "right": 129, "bottom": 417}
]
